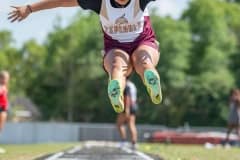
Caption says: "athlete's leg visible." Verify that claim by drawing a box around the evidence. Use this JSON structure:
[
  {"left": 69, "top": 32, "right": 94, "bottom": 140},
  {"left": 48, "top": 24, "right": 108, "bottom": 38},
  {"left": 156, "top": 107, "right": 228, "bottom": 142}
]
[
  {"left": 132, "top": 45, "right": 162, "bottom": 104},
  {"left": 117, "top": 114, "right": 127, "bottom": 141},
  {"left": 104, "top": 49, "right": 132, "bottom": 113},
  {"left": 237, "top": 126, "right": 240, "bottom": 139},
  {"left": 225, "top": 124, "right": 235, "bottom": 143},
  {"left": 0, "top": 111, "right": 7, "bottom": 132},
  {"left": 0, "top": 111, "right": 7, "bottom": 154},
  {"left": 127, "top": 115, "right": 137, "bottom": 147},
  {"left": 226, "top": 125, "right": 232, "bottom": 143}
]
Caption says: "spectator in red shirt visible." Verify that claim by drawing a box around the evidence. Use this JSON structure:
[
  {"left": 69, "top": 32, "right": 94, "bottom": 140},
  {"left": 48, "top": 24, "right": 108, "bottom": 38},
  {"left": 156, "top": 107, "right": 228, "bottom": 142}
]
[
  {"left": 0, "top": 70, "right": 9, "bottom": 154},
  {"left": 0, "top": 71, "right": 10, "bottom": 132}
]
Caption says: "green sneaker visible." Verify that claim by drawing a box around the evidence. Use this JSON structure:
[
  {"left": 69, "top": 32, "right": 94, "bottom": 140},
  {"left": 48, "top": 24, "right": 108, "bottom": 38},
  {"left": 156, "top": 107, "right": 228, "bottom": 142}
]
[
  {"left": 144, "top": 69, "right": 162, "bottom": 104},
  {"left": 108, "top": 79, "right": 124, "bottom": 113}
]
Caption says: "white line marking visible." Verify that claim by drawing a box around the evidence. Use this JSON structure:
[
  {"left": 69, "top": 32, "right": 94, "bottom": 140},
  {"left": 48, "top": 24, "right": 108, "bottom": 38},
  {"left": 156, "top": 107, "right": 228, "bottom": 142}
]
[
  {"left": 67, "top": 146, "right": 82, "bottom": 154},
  {"left": 56, "top": 158, "right": 78, "bottom": 160},
  {"left": 122, "top": 146, "right": 154, "bottom": 160},
  {"left": 135, "top": 151, "right": 155, "bottom": 160},
  {"left": 45, "top": 152, "right": 64, "bottom": 160},
  {"left": 121, "top": 147, "right": 133, "bottom": 154}
]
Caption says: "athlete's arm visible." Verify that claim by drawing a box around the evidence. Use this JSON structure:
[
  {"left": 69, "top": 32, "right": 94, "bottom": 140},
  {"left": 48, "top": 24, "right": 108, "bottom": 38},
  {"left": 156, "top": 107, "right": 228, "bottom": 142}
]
[
  {"left": 31, "top": 0, "right": 79, "bottom": 11},
  {"left": 8, "top": 0, "right": 79, "bottom": 22}
]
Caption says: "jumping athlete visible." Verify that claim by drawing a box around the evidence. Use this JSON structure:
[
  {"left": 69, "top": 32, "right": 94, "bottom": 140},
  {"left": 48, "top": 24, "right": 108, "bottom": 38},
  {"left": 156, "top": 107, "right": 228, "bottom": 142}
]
[{"left": 8, "top": 0, "right": 162, "bottom": 113}]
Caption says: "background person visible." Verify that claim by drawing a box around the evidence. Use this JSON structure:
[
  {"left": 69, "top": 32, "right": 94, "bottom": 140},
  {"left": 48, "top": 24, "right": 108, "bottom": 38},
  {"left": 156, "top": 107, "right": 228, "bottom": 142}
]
[
  {"left": 117, "top": 79, "right": 138, "bottom": 150},
  {"left": 0, "top": 71, "right": 10, "bottom": 154},
  {"left": 225, "top": 89, "right": 240, "bottom": 144}
]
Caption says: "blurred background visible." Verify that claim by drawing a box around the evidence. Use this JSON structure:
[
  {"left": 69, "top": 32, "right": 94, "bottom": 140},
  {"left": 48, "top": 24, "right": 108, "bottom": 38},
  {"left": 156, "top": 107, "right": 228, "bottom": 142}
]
[{"left": 0, "top": 0, "right": 240, "bottom": 154}]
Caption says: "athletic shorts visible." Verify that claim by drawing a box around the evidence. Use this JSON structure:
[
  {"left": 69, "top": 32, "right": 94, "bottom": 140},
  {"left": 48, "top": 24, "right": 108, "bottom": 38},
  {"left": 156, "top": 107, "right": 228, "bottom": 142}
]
[
  {"left": 0, "top": 106, "right": 7, "bottom": 112},
  {"left": 104, "top": 37, "right": 159, "bottom": 56}
]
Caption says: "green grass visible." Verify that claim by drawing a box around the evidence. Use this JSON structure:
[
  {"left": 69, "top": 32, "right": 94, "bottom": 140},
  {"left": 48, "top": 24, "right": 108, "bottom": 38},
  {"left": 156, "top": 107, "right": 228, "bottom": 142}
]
[
  {"left": 0, "top": 143, "right": 77, "bottom": 160},
  {"left": 140, "top": 143, "right": 240, "bottom": 160}
]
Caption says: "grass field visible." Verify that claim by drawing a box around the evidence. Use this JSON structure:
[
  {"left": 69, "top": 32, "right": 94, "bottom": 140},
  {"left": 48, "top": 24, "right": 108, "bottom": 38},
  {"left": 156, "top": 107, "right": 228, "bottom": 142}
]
[
  {"left": 0, "top": 143, "right": 240, "bottom": 160},
  {"left": 0, "top": 143, "right": 77, "bottom": 160},
  {"left": 140, "top": 143, "right": 240, "bottom": 160}
]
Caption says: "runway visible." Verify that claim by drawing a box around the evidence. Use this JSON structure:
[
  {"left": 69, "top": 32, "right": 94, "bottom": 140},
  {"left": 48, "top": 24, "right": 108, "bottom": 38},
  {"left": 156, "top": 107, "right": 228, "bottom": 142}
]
[{"left": 44, "top": 141, "right": 161, "bottom": 160}]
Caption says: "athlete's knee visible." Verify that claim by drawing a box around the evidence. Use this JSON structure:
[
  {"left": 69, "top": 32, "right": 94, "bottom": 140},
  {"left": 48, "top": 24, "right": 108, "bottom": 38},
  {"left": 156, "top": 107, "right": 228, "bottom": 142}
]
[
  {"left": 112, "top": 61, "right": 123, "bottom": 72},
  {"left": 133, "top": 52, "right": 154, "bottom": 69},
  {"left": 128, "top": 121, "right": 136, "bottom": 129},
  {"left": 116, "top": 123, "right": 121, "bottom": 128},
  {"left": 117, "top": 119, "right": 124, "bottom": 127},
  {"left": 116, "top": 121, "right": 121, "bottom": 128},
  {"left": 110, "top": 56, "right": 126, "bottom": 72},
  {"left": 130, "top": 123, "right": 136, "bottom": 130}
]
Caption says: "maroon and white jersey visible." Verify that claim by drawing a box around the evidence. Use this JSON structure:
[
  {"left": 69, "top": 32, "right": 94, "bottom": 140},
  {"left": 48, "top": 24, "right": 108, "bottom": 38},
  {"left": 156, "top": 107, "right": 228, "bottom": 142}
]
[
  {"left": 100, "top": 0, "right": 150, "bottom": 42},
  {"left": 77, "top": 0, "right": 156, "bottom": 43}
]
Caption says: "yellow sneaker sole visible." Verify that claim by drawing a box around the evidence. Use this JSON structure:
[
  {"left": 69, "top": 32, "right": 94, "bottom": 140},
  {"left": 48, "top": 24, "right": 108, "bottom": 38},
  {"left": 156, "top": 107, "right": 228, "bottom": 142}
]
[
  {"left": 144, "top": 69, "right": 162, "bottom": 104},
  {"left": 108, "top": 80, "right": 124, "bottom": 113}
]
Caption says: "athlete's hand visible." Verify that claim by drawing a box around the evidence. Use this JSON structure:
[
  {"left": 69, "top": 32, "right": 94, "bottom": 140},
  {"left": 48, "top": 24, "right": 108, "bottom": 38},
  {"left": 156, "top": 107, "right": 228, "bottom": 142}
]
[{"left": 8, "top": 6, "right": 31, "bottom": 23}]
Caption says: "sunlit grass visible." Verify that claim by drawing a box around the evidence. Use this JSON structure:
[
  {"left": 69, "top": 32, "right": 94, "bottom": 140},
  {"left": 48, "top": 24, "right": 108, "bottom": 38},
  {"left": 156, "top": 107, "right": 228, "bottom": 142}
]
[
  {"left": 140, "top": 143, "right": 240, "bottom": 160},
  {"left": 0, "top": 143, "right": 77, "bottom": 160}
]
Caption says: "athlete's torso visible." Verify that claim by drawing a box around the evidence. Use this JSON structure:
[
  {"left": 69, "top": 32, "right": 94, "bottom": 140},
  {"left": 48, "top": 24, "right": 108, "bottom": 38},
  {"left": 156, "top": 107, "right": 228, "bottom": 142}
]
[{"left": 100, "top": 0, "right": 149, "bottom": 42}]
